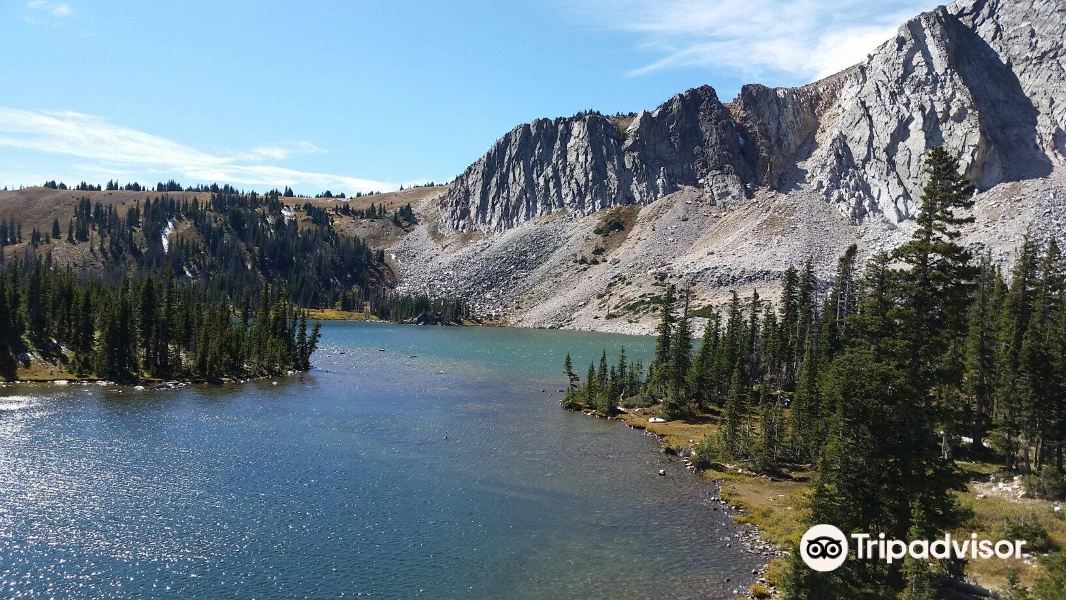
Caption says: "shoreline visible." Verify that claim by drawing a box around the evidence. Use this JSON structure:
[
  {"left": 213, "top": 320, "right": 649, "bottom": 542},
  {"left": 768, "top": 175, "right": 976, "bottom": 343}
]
[
  {"left": 307, "top": 310, "right": 511, "bottom": 328},
  {"left": 571, "top": 403, "right": 787, "bottom": 597},
  {"left": 7, "top": 366, "right": 300, "bottom": 389},
  {"left": 572, "top": 402, "right": 1066, "bottom": 595}
]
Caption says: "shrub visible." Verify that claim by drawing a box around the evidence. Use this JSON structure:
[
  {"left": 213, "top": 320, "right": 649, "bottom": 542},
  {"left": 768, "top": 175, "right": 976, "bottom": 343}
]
[
  {"left": 561, "top": 394, "right": 581, "bottom": 411},
  {"left": 594, "top": 216, "right": 625, "bottom": 237},
  {"left": 1024, "top": 466, "right": 1066, "bottom": 501},
  {"left": 749, "top": 582, "right": 772, "bottom": 599},
  {"left": 592, "top": 246, "right": 606, "bottom": 256},
  {"left": 691, "top": 436, "right": 723, "bottom": 470},
  {"left": 998, "top": 515, "right": 1054, "bottom": 553}
]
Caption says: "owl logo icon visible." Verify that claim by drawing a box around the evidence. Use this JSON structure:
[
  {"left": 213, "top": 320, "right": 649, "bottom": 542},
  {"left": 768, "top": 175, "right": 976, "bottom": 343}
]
[{"left": 800, "top": 524, "right": 849, "bottom": 572}]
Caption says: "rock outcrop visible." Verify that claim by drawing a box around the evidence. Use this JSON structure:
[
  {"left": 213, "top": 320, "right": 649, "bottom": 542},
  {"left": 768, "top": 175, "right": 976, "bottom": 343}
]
[
  {"left": 440, "top": 0, "right": 1064, "bottom": 232},
  {"left": 803, "top": 0, "right": 1061, "bottom": 223},
  {"left": 440, "top": 86, "right": 753, "bottom": 232}
]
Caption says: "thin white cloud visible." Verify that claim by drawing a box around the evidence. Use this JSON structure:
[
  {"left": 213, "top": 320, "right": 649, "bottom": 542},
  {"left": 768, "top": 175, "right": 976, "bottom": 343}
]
[
  {"left": 0, "top": 107, "right": 396, "bottom": 193},
  {"left": 243, "top": 141, "right": 326, "bottom": 162},
  {"left": 25, "top": 0, "right": 73, "bottom": 22},
  {"left": 565, "top": 0, "right": 938, "bottom": 83}
]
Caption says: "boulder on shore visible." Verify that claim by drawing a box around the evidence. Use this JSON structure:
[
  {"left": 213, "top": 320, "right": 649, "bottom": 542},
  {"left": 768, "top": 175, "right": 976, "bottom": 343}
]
[{"left": 403, "top": 312, "right": 463, "bottom": 326}]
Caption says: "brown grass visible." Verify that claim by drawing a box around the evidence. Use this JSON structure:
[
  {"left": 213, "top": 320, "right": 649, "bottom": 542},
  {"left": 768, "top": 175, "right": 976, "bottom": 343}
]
[
  {"left": 305, "top": 308, "right": 379, "bottom": 321},
  {"left": 594, "top": 205, "right": 641, "bottom": 254},
  {"left": 0, "top": 188, "right": 205, "bottom": 232},
  {"left": 15, "top": 361, "right": 84, "bottom": 382},
  {"left": 618, "top": 407, "right": 719, "bottom": 450},
  {"left": 291, "top": 185, "right": 446, "bottom": 213},
  {"left": 953, "top": 476, "right": 1066, "bottom": 589}
]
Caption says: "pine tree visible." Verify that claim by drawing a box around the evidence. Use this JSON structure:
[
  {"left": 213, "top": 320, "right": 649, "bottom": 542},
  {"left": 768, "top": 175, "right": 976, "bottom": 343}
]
[
  {"left": 779, "top": 265, "right": 800, "bottom": 387},
  {"left": 718, "top": 366, "right": 751, "bottom": 459},
  {"left": 823, "top": 244, "right": 859, "bottom": 356},
  {"left": 662, "top": 289, "right": 693, "bottom": 419},
  {"left": 585, "top": 362, "right": 597, "bottom": 408},
  {"left": 996, "top": 236, "right": 1040, "bottom": 469},
  {"left": 893, "top": 146, "right": 977, "bottom": 388},
  {"left": 671, "top": 291, "right": 693, "bottom": 388},
  {"left": 25, "top": 262, "right": 49, "bottom": 345},
  {"left": 784, "top": 148, "right": 974, "bottom": 599},
  {"left": 744, "top": 289, "right": 762, "bottom": 388},
  {"left": 74, "top": 288, "right": 94, "bottom": 374},
  {"left": 1018, "top": 240, "right": 1064, "bottom": 470},
  {"left": 616, "top": 346, "right": 628, "bottom": 398},
  {"left": 716, "top": 292, "right": 745, "bottom": 404},
  {"left": 789, "top": 326, "right": 825, "bottom": 461},
  {"left": 563, "top": 353, "right": 576, "bottom": 390},
  {"left": 689, "top": 311, "right": 720, "bottom": 408},
  {"left": 753, "top": 398, "right": 786, "bottom": 472},
  {"left": 648, "top": 285, "right": 676, "bottom": 397},
  {"left": 138, "top": 278, "right": 158, "bottom": 373},
  {"left": 597, "top": 350, "right": 610, "bottom": 413},
  {"left": 963, "top": 253, "right": 1001, "bottom": 452}
]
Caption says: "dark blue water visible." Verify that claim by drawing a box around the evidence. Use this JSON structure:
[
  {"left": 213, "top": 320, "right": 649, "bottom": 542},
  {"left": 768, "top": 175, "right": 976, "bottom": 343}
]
[{"left": 0, "top": 322, "right": 760, "bottom": 598}]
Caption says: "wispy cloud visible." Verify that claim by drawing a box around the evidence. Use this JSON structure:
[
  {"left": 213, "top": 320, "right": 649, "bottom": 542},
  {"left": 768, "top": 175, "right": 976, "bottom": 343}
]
[
  {"left": 0, "top": 107, "right": 397, "bottom": 193},
  {"left": 242, "top": 141, "right": 326, "bottom": 162},
  {"left": 565, "top": 0, "right": 938, "bottom": 83},
  {"left": 25, "top": 0, "right": 74, "bottom": 22}
]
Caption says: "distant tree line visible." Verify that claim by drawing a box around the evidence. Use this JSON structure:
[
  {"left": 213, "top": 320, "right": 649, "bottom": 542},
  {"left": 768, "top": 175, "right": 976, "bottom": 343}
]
[
  {"left": 3, "top": 190, "right": 391, "bottom": 310},
  {"left": 4, "top": 186, "right": 469, "bottom": 326},
  {"left": 563, "top": 148, "right": 1066, "bottom": 598},
  {"left": 34, "top": 179, "right": 393, "bottom": 199},
  {"left": 0, "top": 260, "right": 319, "bottom": 383},
  {"left": 335, "top": 289, "right": 470, "bottom": 323}
]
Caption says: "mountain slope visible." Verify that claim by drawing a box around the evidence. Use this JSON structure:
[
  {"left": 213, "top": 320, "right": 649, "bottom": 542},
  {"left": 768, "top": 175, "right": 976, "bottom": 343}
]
[
  {"left": 384, "top": 0, "right": 1066, "bottom": 333},
  {"left": 443, "top": 0, "right": 1063, "bottom": 232}
]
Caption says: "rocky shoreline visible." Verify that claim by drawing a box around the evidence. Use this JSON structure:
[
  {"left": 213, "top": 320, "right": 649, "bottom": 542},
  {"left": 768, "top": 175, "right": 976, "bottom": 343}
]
[
  {"left": 569, "top": 404, "right": 784, "bottom": 598},
  {"left": 4, "top": 371, "right": 297, "bottom": 390}
]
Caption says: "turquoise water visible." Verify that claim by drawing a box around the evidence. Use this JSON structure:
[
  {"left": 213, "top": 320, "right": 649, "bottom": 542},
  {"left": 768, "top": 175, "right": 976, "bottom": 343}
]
[{"left": 0, "top": 322, "right": 760, "bottom": 598}]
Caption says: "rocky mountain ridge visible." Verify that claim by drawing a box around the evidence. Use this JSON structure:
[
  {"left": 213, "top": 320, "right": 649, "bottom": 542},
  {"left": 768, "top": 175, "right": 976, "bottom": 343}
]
[
  {"left": 441, "top": 0, "right": 1064, "bottom": 232},
  {"left": 392, "top": 0, "right": 1066, "bottom": 333}
]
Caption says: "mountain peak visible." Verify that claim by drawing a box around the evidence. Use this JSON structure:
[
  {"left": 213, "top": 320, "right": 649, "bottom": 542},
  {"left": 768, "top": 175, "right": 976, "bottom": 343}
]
[{"left": 440, "top": 0, "right": 1063, "bottom": 232}]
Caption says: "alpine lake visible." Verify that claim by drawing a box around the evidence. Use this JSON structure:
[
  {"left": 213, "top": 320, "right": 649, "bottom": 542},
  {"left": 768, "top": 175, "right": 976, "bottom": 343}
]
[{"left": 0, "top": 322, "right": 762, "bottom": 598}]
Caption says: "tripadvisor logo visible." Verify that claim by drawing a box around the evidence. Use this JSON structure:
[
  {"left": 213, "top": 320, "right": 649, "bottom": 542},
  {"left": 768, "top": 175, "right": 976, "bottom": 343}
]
[
  {"left": 800, "top": 524, "right": 849, "bottom": 572},
  {"left": 800, "top": 524, "right": 1027, "bottom": 572}
]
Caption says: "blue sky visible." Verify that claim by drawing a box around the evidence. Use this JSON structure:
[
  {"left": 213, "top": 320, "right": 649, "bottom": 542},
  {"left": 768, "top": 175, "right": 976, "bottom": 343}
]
[{"left": 0, "top": 0, "right": 937, "bottom": 194}]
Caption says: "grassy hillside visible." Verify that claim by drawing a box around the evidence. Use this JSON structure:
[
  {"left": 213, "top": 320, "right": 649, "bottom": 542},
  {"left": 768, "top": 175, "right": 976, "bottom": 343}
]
[{"left": 0, "top": 186, "right": 390, "bottom": 307}]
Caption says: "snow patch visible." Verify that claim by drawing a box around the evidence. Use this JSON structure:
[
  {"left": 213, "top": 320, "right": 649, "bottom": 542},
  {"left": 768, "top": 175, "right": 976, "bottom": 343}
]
[
  {"left": 282, "top": 206, "right": 295, "bottom": 222},
  {"left": 161, "top": 219, "right": 176, "bottom": 253}
]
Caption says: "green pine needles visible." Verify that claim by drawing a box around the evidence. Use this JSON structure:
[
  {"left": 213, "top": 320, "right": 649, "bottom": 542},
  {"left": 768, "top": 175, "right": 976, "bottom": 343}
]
[{"left": 0, "top": 264, "right": 320, "bottom": 384}]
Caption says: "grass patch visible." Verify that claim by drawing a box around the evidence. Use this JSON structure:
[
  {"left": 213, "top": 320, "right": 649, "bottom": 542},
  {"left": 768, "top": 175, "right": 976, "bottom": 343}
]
[
  {"left": 617, "top": 407, "right": 719, "bottom": 451},
  {"left": 955, "top": 486, "right": 1066, "bottom": 589},
  {"left": 305, "top": 308, "right": 379, "bottom": 321},
  {"left": 708, "top": 466, "right": 811, "bottom": 589},
  {"left": 614, "top": 293, "right": 663, "bottom": 317},
  {"left": 15, "top": 361, "right": 83, "bottom": 382}
]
